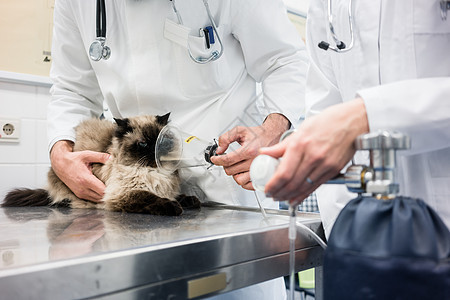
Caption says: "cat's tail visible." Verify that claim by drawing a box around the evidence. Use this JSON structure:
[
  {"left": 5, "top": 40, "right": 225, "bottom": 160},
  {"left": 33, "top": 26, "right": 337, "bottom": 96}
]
[{"left": 2, "top": 188, "right": 51, "bottom": 207}]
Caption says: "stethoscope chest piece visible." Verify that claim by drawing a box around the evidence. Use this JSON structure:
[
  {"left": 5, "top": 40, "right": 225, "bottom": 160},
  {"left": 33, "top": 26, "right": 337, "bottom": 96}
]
[
  {"left": 89, "top": 37, "right": 111, "bottom": 61},
  {"left": 90, "top": 0, "right": 110, "bottom": 61}
]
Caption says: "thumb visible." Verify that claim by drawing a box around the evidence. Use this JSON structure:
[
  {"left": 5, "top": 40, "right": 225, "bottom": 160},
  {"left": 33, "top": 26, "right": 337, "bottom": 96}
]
[
  {"left": 259, "top": 142, "right": 286, "bottom": 159},
  {"left": 82, "top": 151, "right": 112, "bottom": 164}
]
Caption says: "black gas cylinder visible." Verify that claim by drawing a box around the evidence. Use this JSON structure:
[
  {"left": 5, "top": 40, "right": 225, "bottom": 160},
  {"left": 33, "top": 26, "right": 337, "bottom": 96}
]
[{"left": 323, "top": 195, "right": 450, "bottom": 300}]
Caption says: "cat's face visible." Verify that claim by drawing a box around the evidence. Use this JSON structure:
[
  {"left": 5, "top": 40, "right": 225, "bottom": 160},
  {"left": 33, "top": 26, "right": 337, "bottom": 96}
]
[{"left": 113, "top": 113, "right": 170, "bottom": 168}]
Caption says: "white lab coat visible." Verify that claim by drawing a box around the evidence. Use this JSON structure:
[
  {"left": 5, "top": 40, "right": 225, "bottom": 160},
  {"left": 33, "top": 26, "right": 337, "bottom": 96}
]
[
  {"left": 306, "top": 0, "right": 450, "bottom": 238},
  {"left": 49, "top": 0, "right": 308, "bottom": 299}
]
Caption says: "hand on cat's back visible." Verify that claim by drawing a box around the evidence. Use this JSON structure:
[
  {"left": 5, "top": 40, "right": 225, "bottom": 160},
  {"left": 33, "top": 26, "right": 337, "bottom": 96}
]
[{"left": 50, "top": 140, "right": 111, "bottom": 203}]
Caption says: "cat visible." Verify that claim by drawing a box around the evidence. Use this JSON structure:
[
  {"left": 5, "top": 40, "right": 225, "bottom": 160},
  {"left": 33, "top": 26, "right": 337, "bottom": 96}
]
[{"left": 2, "top": 113, "right": 200, "bottom": 216}]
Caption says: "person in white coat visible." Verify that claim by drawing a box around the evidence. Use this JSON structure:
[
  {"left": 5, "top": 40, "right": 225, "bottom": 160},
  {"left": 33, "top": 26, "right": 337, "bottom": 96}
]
[
  {"left": 48, "top": 0, "right": 308, "bottom": 299},
  {"left": 261, "top": 0, "right": 450, "bottom": 238}
]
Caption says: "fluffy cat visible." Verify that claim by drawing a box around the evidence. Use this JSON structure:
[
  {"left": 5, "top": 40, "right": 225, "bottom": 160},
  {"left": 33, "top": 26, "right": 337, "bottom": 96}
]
[{"left": 2, "top": 113, "right": 200, "bottom": 216}]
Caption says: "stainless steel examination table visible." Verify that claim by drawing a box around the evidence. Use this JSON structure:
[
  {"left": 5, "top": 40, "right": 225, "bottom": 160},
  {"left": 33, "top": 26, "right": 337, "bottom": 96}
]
[{"left": 0, "top": 203, "right": 324, "bottom": 299}]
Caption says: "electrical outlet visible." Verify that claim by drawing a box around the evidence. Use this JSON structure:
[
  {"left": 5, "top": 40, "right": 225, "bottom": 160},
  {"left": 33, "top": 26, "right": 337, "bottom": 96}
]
[{"left": 0, "top": 119, "right": 21, "bottom": 143}]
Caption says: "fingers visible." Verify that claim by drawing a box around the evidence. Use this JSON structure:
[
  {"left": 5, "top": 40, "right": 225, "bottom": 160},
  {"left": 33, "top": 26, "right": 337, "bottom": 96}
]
[
  {"left": 59, "top": 150, "right": 110, "bottom": 202},
  {"left": 288, "top": 172, "right": 330, "bottom": 207},
  {"left": 269, "top": 155, "right": 341, "bottom": 202},
  {"left": 82, "top": 151, "right": 112, "bottom": 164},
  {"left": 270, "top": 156, "right": 317, "bottom": 200},
  {"left": 289, "top": 195, "right": 309, "bottom": 207},
  {"left": 232, "top": 172, "right": 253, "bottom": 190},
  {"left": 66, "top": 157, "right": 106, "bottom": 202},
  {"left": 71, "top": 174, "right": 105, "bottom": 203},
  {"left": 215, "top": 126, "right": 246, "bottom": 154},
  {"left": 264, "top": 144, "right": 304, "bottom": 198},
  {"left": 242, "top": 181, "right": 254, "bottom": 190},
  {"left": 212, "top": 143, "right": 258, "bottom": 167},
  {"left": 222, "top": 159, "right": 252, "bottom": 177},
  {"left": 83, "top": 188, "right": 104, "bottom": 203},
  {"left": 213, "top": 154, "right": 254, "bottom": 190},
  {"left": 259, "top": 142, "right": 287, "bottom": 159}
]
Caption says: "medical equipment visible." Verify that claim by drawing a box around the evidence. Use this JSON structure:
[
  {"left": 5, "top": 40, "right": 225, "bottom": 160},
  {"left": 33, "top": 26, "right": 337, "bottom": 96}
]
[
  {"left": 318, "top": 0, "right": 355, "bottom": 53},
  {"left": 89, "top": 0, "right": 223, "bottom": 63},
  {"left": 156, "top": 124, "right": 272, "bottom": 218},
  {"left": 323, "top": 132, "right": 450, "bottom": 300},
  {"left": 155, "top": 124, "right": 219, "bottom": 173},
  {"left": 89, "top": 0, "right": 111, "bottom": 61},
  {"left": 251, "top": 130, "right": 450, "bottom": 299},
  {"left": 250, "top": 131, "right": 410, "bottom": 197},
  {"left": 250, "top": 155, "right": 280, "bottom": 192},
  {"left": 250, "top": 131, "right": 411, "bottom": 300},
  {"left": 319, "top": 0, "right": 450, "bottom": 52},
  {"left": 250, "top": 130, "right": 323, "bottom": 300},
  {"left": 251, "top": 156, "right": 325, "bottom": 300},
  {"left": 442, "top": 0, "right": 450, "bottom": 20},
  {"left": 251, "top": 157, "right": 326, "bottom": 300},
  {"left": 170, "top": 0, "right": 224, "bottom": 64}
]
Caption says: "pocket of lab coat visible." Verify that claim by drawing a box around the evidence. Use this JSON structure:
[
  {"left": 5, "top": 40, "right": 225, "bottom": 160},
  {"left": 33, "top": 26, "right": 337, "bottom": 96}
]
[
  {"left": 413, "top": 0, "right": 450, "bottom": 77},
  {"left": 164, "top": 18, "right": 233, "bottom": 99}
]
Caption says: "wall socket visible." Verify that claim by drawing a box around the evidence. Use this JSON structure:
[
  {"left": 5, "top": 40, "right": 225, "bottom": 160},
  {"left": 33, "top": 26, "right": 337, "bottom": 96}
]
[{"left": 0, "top": 119, "right": 21, "bottom": 143}]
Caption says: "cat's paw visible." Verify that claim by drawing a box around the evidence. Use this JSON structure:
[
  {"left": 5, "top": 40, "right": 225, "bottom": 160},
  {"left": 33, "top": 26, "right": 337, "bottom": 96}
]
[
  {"left": 157, "top": 200, "right": 183, "bottom": 216},
  {"left": 115, "top": 191, "right": 183, "bottom": 216},
  {"left": 176, "top": 194, "right": 201, "bottom": 209}
]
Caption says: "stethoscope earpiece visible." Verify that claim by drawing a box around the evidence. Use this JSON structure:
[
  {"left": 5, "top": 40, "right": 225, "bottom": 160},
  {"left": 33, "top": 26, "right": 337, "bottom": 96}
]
[
  {"left": 318, "top": 41, "right": 330, "bottom": 51},
  {"left": 320, "top": 0, "right": 354, "bottom": 53},
  {"left": 322, "top": 0, "right": 449, "bottom": 53}
]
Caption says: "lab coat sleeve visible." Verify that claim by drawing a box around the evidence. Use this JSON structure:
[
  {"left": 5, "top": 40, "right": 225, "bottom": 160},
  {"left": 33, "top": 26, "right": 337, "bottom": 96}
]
[
  {"left": 230, "top": 0, "right": 309, "bottom": 127},
  {"left": 48, "top": 0, "right": 104, "bottom": 152},
  {"left": 358, "top": 77, "right": 450, "bottom": 155}
]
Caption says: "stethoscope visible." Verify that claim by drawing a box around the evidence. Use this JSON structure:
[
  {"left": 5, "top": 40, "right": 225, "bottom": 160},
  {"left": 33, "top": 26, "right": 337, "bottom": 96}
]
[
  {"left": 318, "top": 0, "right": 450, "bottom": 54},
  {"left": 170, "top": 0, "right": 224, "bottom": 64},
  {"left": 89, "top": 0, "right": 224, "bottom": 64},
  {"left": 318, "top": 0, "right": 354, "bottom": 53},
  {"left": 442, "top": 0, "right": 450, "bottom": 20},
  {"left": 89, "top": 0, "right": 111, "bottom": 61}
]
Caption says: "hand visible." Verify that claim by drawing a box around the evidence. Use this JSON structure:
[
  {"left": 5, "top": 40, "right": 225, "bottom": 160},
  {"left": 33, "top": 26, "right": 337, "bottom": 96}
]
[
  {"left": 210, "top": 114, "right": 290, "bottom": 190},
  {"left": 50, "top": 140, "right": 111, "bottom": 202},
  {"left": 260, "top": 98, "right": 369, "bottom": 205}
]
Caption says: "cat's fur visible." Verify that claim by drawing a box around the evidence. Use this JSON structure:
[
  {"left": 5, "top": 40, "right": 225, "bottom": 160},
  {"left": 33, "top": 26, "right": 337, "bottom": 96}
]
[{"left": 2, "top": 113, "right": 200, "bottom": 216}]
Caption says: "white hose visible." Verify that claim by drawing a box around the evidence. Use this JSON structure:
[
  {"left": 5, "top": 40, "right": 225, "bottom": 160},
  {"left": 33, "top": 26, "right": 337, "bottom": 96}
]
[{"left": 296, "top": 220, "right": 327, "bottom": 249}]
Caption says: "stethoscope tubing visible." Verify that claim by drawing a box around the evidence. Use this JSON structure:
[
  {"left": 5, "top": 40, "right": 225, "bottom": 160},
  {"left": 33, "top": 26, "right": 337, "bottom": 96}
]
[
  {"left": 96, "top": 0, "right": 106, "bottom": 38},
  {"left": 186, "top": 0, "right": 224, "bottom": 64},
  {"left": 171, "top": 0, "right": 224, "bottom": 64},
  {"left": 322, "top": 0, "right": 354, "bottom": 53},
  {"left": 91, "top": 0, "right": 223, "bottom": 63}
]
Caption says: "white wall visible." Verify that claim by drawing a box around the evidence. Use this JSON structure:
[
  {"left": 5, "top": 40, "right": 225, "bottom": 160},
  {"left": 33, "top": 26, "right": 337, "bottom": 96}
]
[{"left": 0, "top": 75, "right": 51, "bottom": 200}]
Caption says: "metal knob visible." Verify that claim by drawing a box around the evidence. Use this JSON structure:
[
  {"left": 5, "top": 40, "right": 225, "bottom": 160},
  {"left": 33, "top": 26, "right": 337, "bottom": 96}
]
[
  {"left": 326, "top": 164, "right": 374, "bottom": 194},
  {"left": 356, "top": 131, "right": 410, "bottom": 198},
  {"left": 356, "top": 131, "right": 410, "bottom": 151}
]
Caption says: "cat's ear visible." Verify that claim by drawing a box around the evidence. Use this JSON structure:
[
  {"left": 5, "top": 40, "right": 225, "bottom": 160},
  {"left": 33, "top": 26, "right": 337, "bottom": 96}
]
[
  {"left": 156, "top": 112, "right": 171, "bottom": 125},
  {"left": 114, "top": 118, "right": 132, "bottom": 137},
  {"left": 114, "top": 118, "right": 128, "bottom": 127}
]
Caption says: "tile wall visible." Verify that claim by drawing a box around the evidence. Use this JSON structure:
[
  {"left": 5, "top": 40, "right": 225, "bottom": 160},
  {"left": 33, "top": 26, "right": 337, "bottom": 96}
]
[{"left": 0, "top": 79, "right": 51, "bottom": 200}]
